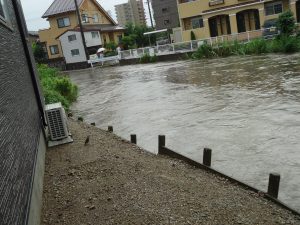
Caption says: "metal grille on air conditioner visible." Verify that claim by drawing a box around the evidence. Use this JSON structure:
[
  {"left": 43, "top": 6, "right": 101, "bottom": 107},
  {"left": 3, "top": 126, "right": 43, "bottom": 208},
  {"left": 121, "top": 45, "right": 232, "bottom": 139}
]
[{"left": 45, "top": 102, "right": 69, "bottom": 141}]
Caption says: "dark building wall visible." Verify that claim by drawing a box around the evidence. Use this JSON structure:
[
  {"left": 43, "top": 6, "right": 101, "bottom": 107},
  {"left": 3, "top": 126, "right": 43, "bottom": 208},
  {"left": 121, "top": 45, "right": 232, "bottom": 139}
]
[
  {"left": 152, "top": 0, "right": 179, "bottom": 30},
  {"left": 0, "top": 1, "right": 45, "bottom": 225}
]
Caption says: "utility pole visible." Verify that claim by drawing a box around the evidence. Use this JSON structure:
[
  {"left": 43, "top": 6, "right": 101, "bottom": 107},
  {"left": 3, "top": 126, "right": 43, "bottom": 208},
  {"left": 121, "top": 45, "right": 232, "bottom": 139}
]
[
  {"left": 74, "top": 0, "right": 89, "bottom": 61},
  {"left": 146, "top": 0, "right": 154, "bottom": 29}
]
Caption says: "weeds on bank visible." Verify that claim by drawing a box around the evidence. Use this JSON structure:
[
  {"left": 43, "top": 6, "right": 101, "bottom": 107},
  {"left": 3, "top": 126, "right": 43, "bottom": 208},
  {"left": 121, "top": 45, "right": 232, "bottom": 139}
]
[
  {"left": 192, "top": 35, "right": 300, "bottom": 59},
  {"left": 37, "top": 64, "right": 78, "bottom": 110},
  {"left": 139, "top": 53, "right": 157, "bottom": 63}
]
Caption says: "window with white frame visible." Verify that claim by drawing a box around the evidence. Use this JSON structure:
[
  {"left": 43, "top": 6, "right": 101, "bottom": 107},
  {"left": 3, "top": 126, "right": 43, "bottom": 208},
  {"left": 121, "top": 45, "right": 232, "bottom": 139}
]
[
  {"left": 265, "top": 1, "right": 283, "bottom": 16},
  {"left": 93, "top": 14, "right": 99, "bottom": 23},
  {"left": 191, "top": 17, "right": 204, "bottom": 29},
  {"left": 57, "top": 17, "right": 70, "bottom": 28},
  {"left": 49, "top": 45, "right": 59, "bottom": 55},
  {"left": 91, "top": 31, "right": 99, "bottom": 39},
  {"left": 71, "top": 49, "right": 80, "bottom": 56},
  {"left": 68, "top": 34, "right": 77, "bottom": 42}
]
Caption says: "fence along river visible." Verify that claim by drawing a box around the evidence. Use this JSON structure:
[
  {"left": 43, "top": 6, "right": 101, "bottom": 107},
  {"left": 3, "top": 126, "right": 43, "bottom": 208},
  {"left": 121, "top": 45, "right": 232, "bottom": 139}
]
[{"left": 69, "top": 53, "right": 300, "bottom": 211}]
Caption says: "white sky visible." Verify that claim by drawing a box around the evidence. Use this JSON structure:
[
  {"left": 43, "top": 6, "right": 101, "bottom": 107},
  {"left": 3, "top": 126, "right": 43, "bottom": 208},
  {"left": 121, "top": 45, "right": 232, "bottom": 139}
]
[{"left": 20, "top": 0, "right": 151, "bottom": 31}]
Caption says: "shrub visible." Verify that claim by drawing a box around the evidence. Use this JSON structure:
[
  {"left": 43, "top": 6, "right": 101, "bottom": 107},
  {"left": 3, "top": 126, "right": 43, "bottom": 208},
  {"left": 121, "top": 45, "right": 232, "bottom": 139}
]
[
  {"left": 216, "top": 42, "right": 232, "bottom": 57},
  {"left": 37, "top": 64, "right": 78, "bottom": 110},
  {"left": 277, "top": 10, "right": 296, "bottom": 35},
  {"left": 271, "top": 35, "right": 299, "bottom": 53},
  {"left": 192, "top": 44, "right": 216, "bottom": 59},
  {"left": 244, "top": 38, "right": 268, "bottom": 54},
  {"left": 104, "top": 51, "right": 118, "bottom": 57},
  {"left": 139, "top": 53, "right": 157, "bottom": 63},
  {"left": 104, "top": 41, "right": 117, "bottom": 51}
]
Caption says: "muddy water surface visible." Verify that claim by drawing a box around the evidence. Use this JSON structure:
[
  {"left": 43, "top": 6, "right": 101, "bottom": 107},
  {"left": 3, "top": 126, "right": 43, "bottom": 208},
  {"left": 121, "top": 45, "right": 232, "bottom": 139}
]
[{"left": 69, "top": 54, "right": 300, "bottom": 211}]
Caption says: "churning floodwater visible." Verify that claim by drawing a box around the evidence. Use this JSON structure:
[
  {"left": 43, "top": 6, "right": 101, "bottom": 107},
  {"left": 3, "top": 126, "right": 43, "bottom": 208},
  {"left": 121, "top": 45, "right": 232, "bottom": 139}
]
[{"left": 69, "top": 54, "right": 300, "bottom": 211}]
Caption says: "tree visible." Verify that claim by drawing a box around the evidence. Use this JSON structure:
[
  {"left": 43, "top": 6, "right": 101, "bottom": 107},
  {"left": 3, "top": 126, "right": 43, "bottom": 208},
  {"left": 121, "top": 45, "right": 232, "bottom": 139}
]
[
  {"left": 121, "top": 36, "right": 135, "bottom": 50},
  {"left": 32, "top": 42, "right": 46, "bottom": 63},
  {"left": 104, "top": 41, "right": 117, "bottom": 51},
  {"left": 191, "top": 31, "right": 196, "bottom": 40},
  {"left": 123, "top": 23, "right": 155, "bottom": 48},
  {"left": 277, "top": 10, "right": 296, "bottom": 36}
]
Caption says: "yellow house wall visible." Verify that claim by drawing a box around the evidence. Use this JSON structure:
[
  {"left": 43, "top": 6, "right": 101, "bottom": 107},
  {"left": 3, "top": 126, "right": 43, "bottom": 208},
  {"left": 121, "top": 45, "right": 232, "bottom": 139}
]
[
  {"left": 180, "top": 0, "right": 291, "bottom": 41},
  {"left": 39, "top": 12, "right": 78, "bottom": 59}
]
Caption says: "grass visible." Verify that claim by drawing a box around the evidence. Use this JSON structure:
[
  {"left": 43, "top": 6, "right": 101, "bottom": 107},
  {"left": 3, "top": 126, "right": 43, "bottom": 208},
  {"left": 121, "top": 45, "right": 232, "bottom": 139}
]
[
  {"left": 139, "top": 53, "right": 157, "bottom": 63},
  {"left": 37, "top": 64, "right": 78, "bottom": 111},
  {"left": 192, "top": 35, "right": 300, "bottom": 59}
]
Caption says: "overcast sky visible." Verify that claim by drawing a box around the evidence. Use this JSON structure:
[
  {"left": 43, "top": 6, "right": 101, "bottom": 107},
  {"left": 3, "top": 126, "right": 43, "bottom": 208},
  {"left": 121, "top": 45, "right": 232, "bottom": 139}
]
[{"left": 20, "top": 0, "right": 151, "bottom": 31}]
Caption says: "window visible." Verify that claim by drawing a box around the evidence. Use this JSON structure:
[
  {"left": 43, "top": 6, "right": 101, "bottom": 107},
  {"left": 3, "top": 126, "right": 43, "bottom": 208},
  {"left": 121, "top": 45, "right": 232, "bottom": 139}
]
[
  {"left": 191, "top": 17, "right": 204, "bottom": 29},
  {"left": 0, "top": 0, "right": 11, "bottom": 26},
  {"left": 82, "top": 13, "right": 89, "bottom": 23},
  {"left": 68, "top": 34, "right": 77, "bottom": 42},
  {"left": 93, "top": 14, "right": 99, "bottom": 23},
  {"left": 49, "top": 45, "right": 59, "bottom": 55},
  {"left": 91, "top": 31, "right": 99, "bottom": 39},
  {"left": 57, "top": 17, "right": 70, "bottom": 28},
  {"left": 71, "top": 49, "right": 80, "bottom": 56},
  {"left": 0, "top": 0, "right": 5, "bottom": 19},
  {"left": 265, "top": 2, "right": 282, "bottom": 16}
]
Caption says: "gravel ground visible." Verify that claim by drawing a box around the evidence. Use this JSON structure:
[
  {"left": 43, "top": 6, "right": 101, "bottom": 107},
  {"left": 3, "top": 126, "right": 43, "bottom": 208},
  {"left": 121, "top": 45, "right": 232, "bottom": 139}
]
[{"left": 41, "top": 119, "right": 300, "bottom": 225}]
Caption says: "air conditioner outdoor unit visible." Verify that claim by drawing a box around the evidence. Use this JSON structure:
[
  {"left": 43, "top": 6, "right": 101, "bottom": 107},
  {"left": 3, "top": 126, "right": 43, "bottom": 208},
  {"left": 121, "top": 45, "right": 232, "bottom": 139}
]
[{"left": 45, "top": 102, "right": 73, "bottom": 147}]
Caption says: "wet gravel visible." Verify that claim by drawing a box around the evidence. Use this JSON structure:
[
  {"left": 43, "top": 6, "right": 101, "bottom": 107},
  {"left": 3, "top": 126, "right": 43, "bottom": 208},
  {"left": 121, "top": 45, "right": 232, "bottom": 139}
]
[{"left": 41, "top": 119, "right": 300, "bottom": 225}]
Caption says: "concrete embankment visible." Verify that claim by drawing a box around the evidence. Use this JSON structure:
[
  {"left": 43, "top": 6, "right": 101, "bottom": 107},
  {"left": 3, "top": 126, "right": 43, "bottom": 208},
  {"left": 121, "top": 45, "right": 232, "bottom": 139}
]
[{"left": 42, "top": 119, "right": 300, "bottom": 225}]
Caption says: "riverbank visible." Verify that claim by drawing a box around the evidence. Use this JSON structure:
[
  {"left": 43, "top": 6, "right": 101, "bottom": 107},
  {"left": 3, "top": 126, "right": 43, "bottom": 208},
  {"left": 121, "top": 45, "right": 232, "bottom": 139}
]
[{"left": 42, "top": 118, "right": 300, "bottom": 224}]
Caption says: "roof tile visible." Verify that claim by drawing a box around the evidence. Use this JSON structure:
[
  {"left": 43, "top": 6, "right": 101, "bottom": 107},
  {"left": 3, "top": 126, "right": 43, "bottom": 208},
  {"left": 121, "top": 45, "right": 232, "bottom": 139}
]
[{"left": 42, "top": 0, "right": 84, "bottom": 18}]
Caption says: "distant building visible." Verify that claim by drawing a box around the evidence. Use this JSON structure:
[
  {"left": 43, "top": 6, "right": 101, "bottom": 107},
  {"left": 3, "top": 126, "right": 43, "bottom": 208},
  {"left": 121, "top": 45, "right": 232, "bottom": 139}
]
[
  {"left": 39, "top": 0, "right": 124, "bottom": 65},
  {"left": 152, "top": 0, "right": 179, "bottom": 29},
  {"left": 28, "top": 31, "right": 39, "bottom": 44},
  {"left": 115, "top": 0, "right": 146, "bottom": 26},
  {"left": 0, "top": 0, "right": 47, "bottom": 225}
]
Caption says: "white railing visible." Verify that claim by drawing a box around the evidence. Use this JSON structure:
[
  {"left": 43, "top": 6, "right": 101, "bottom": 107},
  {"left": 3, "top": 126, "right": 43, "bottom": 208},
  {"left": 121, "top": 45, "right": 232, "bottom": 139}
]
[{"left": 119, "top": 29, "right": 271, "bottom": 60}]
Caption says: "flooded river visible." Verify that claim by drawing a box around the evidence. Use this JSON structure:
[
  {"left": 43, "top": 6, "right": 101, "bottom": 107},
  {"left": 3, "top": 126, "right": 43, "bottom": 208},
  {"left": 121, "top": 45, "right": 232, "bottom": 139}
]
[{"left": 70, "top": 54, "right": 300, "bottom": 211}]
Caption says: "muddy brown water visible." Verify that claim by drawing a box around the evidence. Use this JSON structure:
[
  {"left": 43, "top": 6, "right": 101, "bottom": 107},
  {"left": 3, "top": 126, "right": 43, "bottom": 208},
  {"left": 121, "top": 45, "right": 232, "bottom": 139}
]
[{"left": 69, "top": 54, "right": 300, "bottom": 211}]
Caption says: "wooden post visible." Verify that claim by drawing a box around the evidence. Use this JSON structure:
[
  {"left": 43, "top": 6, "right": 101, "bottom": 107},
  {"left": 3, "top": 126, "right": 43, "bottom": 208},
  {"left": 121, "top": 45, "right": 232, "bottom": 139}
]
[
  {"left": 158, "top": 135, "right": 165, "bottom": 153},
  {"left": 267, "top": 173, "right": 280, "bottom": 198},
  {"left": 90, "top": 122, "right": 95, "bottom": 126},
  {"left": 130, "top": 134, "right": 137, "bottom": 144},
  {"left": 108, "top": 126, "right": 113, "bottom": 132},
  {"left": 203, "top": 148, "right": 212, "bottom": 167}
]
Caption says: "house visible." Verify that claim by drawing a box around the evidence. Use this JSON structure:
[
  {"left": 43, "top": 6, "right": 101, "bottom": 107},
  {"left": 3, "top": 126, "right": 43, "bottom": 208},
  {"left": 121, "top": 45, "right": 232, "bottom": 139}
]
[
  {"left": 115, "top": 0, "right": 147, "bottom": 26},
  {"left": 56, "top": 25, "right": 124, "bottom": 69},
  {"left": 177, "top": 0, "right": 300, "bottom": 41},
  {"left": 39, "top": 0, "right": 124, "bottom": 65},
  {"left": 0, "top": 0, "right": 47, "bottom": 225},
  {"left": 152, "top": 0, "right": 180, "bottom": 30},
  {"left": 28, "top": 31, "right": 39, "bottom": 44}
]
